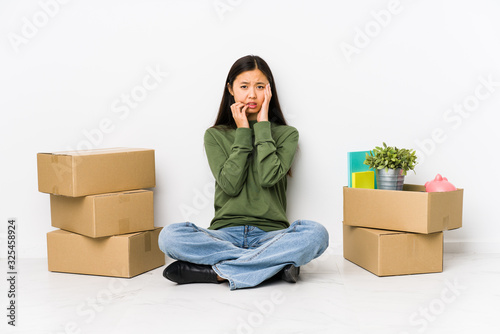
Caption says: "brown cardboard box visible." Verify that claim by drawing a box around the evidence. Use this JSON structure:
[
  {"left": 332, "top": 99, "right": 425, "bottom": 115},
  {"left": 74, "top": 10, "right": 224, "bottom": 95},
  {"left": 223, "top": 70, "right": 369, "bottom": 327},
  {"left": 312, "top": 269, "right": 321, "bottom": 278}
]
[
  {"left": 343, "top": 224, "right": 443, "bottom": 276},
  {"left": 50, "top": 190, "right": 154, "bottom": 238},
  {"left": 343, "top": 184, "right": 463, "bottom": 234},
  {"left": 37, "top": 148, "right": 155, "bottom": 197},
  {"left": 47, "top": 227, "right": 165, "bottom": 278}
]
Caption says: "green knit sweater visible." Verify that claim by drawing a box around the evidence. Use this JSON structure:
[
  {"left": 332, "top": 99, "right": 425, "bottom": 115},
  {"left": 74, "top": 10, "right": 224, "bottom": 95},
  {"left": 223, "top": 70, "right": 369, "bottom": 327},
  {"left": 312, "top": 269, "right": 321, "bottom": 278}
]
[{"left": 204, "top": 120, "right": 299, "bottom": 231}]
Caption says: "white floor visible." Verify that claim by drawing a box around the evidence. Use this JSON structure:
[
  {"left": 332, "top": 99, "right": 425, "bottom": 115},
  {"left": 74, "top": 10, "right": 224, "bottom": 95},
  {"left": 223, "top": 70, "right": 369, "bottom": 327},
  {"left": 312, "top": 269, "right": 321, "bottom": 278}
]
[{"left": 3, "top": 251, "right": 500, "bottom": 334}]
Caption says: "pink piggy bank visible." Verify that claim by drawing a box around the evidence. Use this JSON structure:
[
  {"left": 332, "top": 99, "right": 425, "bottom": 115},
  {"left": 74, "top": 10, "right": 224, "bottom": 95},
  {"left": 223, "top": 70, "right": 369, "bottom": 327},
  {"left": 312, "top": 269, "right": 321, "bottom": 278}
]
[{"left": 425, "top": 174, "right": 457, "bottom": 192}]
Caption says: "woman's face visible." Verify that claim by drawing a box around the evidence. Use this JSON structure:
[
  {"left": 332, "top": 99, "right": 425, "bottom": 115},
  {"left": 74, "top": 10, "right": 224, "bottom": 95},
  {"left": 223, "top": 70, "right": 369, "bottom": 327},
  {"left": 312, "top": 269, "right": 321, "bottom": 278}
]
[{"left": 228, "top": 69, "right": 269, "bottom": 119}]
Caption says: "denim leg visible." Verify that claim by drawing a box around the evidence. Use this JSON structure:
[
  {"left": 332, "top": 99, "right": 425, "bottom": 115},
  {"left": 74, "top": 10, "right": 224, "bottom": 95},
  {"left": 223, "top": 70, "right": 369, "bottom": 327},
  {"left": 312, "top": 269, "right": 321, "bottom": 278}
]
[
  {"left": 158, "top": 222, "right": 249, "bottom": 265},
  {"left": 213, "top": 220, "right": 329, "bottom": 290}
]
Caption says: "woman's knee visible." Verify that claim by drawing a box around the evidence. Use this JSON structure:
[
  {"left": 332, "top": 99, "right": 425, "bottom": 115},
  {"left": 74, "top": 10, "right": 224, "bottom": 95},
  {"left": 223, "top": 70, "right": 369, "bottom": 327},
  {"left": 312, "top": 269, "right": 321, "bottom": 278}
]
[
  {"left": 295, "top": 220, "right": 330, "bottom": 249},
  {"left": 158, "top": 222, "right": 193, "bottom": 254},
  {"left": 311, "top": 221, "right": 329, "bottom": 247}
]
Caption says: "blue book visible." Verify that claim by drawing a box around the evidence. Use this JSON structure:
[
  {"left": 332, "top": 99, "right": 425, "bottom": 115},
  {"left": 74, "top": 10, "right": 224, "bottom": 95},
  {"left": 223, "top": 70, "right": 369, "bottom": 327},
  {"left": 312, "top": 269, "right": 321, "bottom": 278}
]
[{"left": 347, "top": 151, "right": 377, "bottom": 188}]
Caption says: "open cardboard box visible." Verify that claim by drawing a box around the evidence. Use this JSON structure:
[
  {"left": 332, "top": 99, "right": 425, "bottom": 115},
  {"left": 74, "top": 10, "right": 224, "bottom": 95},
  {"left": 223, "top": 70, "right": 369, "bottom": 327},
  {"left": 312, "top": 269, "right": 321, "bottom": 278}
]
[
  {"left": 343, "top": 184, "right": 463, "bottom": 234},
  {"left": 343, "top": 224, "right": 443, "bottom": 276},
  {"left": 47, "top": 227, "right": 165, "bottom": 278},
  {"left": 37, "top": 148, "right": 155, "bottom": 197},
  {"left": 50, "top": 190, "right": 154, "bottom": 238}
]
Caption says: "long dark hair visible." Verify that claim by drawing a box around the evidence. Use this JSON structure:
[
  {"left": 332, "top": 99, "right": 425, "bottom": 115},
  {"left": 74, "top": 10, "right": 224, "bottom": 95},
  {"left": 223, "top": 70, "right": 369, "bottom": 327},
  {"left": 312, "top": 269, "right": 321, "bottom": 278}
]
[{"left": 213, "top": 55, "right": 287, "bottom": 128}]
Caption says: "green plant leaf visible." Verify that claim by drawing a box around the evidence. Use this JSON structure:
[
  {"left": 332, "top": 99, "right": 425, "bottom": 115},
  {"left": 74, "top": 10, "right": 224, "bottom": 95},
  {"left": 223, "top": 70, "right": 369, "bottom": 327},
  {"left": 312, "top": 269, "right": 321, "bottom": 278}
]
[{"left": 365, "top": 142, "right": 418, "bottom": 174}]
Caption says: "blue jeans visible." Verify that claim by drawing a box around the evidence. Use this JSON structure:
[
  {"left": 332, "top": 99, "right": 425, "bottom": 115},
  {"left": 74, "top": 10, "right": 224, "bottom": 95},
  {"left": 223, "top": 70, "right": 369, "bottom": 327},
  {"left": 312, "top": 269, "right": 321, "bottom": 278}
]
[{"left": 158, "top": 220, "right": 329, "bottom": 290}]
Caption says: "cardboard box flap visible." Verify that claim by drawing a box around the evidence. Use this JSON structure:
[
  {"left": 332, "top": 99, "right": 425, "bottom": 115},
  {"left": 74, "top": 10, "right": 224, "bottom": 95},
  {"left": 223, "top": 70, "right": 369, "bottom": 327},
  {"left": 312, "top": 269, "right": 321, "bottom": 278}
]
[
  {"left": 91, "top": 189, "right": 148, "bottom": 198},
  {"left": 41, "top": 147, "right": 153, "bottom": 156},
  {"left": 403, "top": 184, "right": 426, "bottom": 192},
  {"left": 361, "top": 227, "right": 408, "bottom": 237}
]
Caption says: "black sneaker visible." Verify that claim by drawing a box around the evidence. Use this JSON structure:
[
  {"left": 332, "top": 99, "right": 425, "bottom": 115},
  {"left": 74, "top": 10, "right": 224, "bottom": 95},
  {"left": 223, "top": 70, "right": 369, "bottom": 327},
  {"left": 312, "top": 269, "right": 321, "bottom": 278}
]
[{"left": 281, "top": 264, "right": 300, "bottom": 283}]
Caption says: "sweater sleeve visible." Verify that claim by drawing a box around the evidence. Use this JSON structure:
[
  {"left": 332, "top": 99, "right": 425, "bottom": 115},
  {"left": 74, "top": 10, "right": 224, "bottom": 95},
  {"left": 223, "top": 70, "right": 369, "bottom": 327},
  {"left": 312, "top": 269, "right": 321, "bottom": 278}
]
[
  {"left": 204, "top": 127, "right": 253, "bottom": 197},
  {"left": 253, "top": 121, "right": 299, "bottom": 187}
]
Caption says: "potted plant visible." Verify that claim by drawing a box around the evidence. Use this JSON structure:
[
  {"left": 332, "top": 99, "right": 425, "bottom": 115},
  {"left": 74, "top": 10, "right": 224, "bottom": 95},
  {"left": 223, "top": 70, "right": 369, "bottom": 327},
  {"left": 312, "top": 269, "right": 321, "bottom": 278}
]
[{"left": 364, "top": 142, "right": 418, "bottom": 190}]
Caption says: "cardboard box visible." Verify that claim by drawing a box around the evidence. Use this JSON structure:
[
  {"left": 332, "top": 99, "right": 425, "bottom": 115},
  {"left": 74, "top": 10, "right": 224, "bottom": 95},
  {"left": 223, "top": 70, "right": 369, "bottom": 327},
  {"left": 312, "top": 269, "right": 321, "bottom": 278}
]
[
  {"left": 50, "top": 190, "right": 154, "bottom": 238},
  {"left": 37, "top": 148, "right": 155, "bottom": 197},
  {"left": 47, "top": 227, "right": 165, "bottom": 278},
  {"left": 343, "top": 184, "right": 463, "bottom": 234},
  {"left": 343, "top": 224, "right": 443, "bottom": 276}
]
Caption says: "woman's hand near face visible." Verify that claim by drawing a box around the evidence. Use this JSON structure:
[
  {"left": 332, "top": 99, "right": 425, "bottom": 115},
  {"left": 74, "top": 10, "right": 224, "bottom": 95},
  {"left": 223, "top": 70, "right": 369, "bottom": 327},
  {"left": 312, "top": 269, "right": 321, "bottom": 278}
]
[
  {"left": 257, "top": 84, "right": 272, "bottom": 123},
  {"left": 231, "top": 102, "right": 250, "bottom": 128}
]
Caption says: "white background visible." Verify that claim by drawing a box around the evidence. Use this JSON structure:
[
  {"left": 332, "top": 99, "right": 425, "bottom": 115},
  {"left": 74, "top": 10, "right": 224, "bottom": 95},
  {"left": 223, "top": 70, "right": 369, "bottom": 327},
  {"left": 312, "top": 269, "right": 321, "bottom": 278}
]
[{"left": 1, "top": 0, "right": 499, "bottom": 259}]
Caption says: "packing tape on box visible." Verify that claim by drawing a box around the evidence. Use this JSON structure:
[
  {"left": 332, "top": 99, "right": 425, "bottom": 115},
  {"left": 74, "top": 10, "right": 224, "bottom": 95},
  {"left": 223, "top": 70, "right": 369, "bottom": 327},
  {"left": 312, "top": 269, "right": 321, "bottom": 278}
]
[
  {"left": 407, "top": 237, "right": 417, "bottom": 258},
  {"left": 51, "top": 155, "right": 59, "bottom": 163},
  {"left": 144, "top": 231, "right": 152, "bottom": 252},
  {"left": 51, "top": 186, "right": 59, "bottom": 195},
  {"left": 119, "top": 218, "right": 130, "bottom": 234},
  {"left": 118, "top": 194, "right": 130, "bottom": 203},
  {"left": 443, "top": 215, "right": 450, "bottom": 231}
]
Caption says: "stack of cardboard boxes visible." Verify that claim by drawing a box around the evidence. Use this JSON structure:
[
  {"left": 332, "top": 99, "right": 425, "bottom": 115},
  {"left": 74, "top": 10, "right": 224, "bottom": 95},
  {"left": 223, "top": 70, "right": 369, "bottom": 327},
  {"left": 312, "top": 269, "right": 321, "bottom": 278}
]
[
  {"left": 37, "top": 148, "right": 165, "bottom": 278},
  {"left": 342, "top": 184, "right": 464, "bottom": 276}
]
